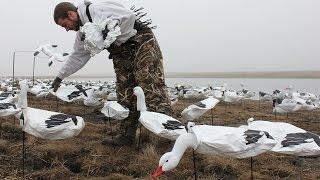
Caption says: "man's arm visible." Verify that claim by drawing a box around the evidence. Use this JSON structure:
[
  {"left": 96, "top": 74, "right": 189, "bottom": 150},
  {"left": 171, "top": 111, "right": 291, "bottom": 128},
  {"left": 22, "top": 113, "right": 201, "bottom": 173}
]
[
  {"left": 52, "top": 32, "right": 91, "bottom": 91},
  {"left": 57, "top": 32, "right": 91, "bottom": 79}
]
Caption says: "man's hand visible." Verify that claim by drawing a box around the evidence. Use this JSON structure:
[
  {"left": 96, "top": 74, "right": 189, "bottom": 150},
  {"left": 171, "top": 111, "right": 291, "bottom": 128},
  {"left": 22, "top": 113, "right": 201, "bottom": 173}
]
[{"left": 51, "top": 77, "right": 62, "bottom": 92}]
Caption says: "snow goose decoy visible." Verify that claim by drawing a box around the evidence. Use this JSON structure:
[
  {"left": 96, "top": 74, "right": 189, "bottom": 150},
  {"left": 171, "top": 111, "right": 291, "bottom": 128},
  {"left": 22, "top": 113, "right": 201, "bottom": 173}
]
[
  {"left": 34, "top": 44, "right": 68, "bottom": 67},
  {"left": 223, "top": 90, "right": 244, "bottom": 103},
  {"left": 211, "top": 83, "right": 227, "bottom": 100},
  {"left": 300, "top": 101, "right": 318, "bottom": 111},
  {"left": 152, "top": 122, "right": 276, "bottom": 177},
  {"left": 179, "top": 88, "right": 209, "bottom": 100},
  {"left": 0, "top": 91, "right": 18, "bottom": 103},
  {"left": 133, "top": 86, "right": 187, "bottom": 140},
  {"left": 0, "top": 102, "right": 21, "bottom": 117},
  {"left": 17, "top": 80, "right": 85, "bottom": 140},
  {"left": 259, "top": 91, "right": 272, "bottom": 101},
  {"left": 52, "top": 84, "right": 91, "bottom": 102},
  {"left": 83, "top": 89, "right": 103, "bottom": 107},
  {"left": 181, "top": 96, "right": 219, "bottom": 120},
  {"left": 107, "top": 91, "right": 118, "bottom": 101},
  {"left": 240, "top": 89, "right": 256, "bottom": 99},
  {"left": 246, "top": 118, "right": 320, "bottom": 156},
  {"left": 29, "top": 84, "right": 50, "bottom": 98},
  {"left": 273, "top": 98, "right": 302, "bottom": 114},
  {"left": 0, "top": 91, "right": 20, "bottom": 117}
]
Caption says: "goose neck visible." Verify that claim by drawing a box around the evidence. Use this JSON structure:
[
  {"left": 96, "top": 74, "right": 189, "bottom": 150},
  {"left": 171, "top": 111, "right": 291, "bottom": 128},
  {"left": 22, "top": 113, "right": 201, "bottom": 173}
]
[
  {"left": 18, "top": 80, "right": 28, "bottom": 108},
  {"left": 172, "top": 133, "right": 197, "bottom": 158},
  {"left": 136, "top": 93, "right": 147, "bottom": 112}
]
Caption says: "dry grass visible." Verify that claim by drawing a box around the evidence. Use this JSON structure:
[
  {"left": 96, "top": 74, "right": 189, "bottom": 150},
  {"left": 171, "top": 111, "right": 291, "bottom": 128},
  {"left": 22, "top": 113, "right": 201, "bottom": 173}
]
[{"left": 0, "top": 94, "right": 319, "bottom": 179}]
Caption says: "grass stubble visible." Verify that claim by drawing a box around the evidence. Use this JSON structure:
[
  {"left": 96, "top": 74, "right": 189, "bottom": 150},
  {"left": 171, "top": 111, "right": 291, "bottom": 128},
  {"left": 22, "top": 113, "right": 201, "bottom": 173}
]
[{"left": 0, "top": 93, "right": 319, "bottom": 179}]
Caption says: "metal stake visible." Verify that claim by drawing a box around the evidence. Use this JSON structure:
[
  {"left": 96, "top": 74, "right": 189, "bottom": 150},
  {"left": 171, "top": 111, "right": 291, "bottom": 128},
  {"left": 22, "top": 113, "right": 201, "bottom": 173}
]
[
  {"left": 107, "top": 108, "right": 114, "bottom": 148},
  {"left": 22, "top": 112, "right": 26, "bottom": 178},
  {"left": 250, "top": 157, "right": 253, "bottom": 180},
  {"left": 210, "top": 109, "right": 214, "bottom": 125},
  {"left": 258, "top": 96, "right": 261, "bottom": 112},
  {"left": 56, "top": 96, "right": 59, "bottom": 112},
  {"left": 192, "top": 150, "right": 197, "bottom": 180},
  {"left": 137, "top": 124, "right": 142, "bottom": 151}
]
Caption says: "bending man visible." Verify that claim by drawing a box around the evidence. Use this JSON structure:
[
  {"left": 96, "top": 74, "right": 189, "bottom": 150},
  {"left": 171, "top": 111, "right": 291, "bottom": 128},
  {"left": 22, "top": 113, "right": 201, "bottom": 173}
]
[{"left": 52, "top": 1, "right": 172, "bottom": 146}]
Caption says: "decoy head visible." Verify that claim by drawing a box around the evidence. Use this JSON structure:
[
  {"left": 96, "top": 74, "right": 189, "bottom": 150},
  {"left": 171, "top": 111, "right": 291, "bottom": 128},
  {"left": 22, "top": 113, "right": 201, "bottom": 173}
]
[
  {"left": 247, "top": 117, "right": 255, "bottom": 124},
  {"left": 152, "top": 152, "right": 180, "bottom": 177},
  {"left": 133, "top": 86, "right": 143, "bottom": 96},
  {"left": 33, "top": 51, "right": 40, "bottom": 56}
]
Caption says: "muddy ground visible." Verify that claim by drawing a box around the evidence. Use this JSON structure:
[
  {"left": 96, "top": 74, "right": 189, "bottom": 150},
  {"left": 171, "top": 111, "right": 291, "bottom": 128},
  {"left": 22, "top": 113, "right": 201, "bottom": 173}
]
[{"left": 0, "top": 94, "right": 319, "bottom": 179}]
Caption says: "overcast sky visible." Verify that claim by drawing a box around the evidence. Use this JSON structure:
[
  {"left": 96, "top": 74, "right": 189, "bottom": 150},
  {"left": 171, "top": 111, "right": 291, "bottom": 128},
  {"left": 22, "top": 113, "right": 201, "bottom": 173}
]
[{"left": 0, "top": 0, "right": 319, "bottom": 77}]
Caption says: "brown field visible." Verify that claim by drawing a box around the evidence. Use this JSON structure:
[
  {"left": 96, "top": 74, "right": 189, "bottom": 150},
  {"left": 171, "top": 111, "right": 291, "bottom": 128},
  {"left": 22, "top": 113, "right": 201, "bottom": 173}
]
[{"left": 0, "top": 94, "right": 319, "bottom": 179}]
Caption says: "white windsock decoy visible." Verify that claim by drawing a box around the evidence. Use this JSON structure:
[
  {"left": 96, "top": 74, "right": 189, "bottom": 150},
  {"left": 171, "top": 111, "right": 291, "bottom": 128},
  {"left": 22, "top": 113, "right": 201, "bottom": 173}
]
[
  {"left": 181, "top": 96, "right": 219, "bottom": 120},
  {"left": 80, "top": 13, "right": 121, "bottom": 56},
  {"left": 34, "top": 44, "right": 69, "bottom": 66},
  {"left": 17, "top": 80, "right": 85, "bottom": 140},
  {"left": 246, "top": 118, "right": 320, "bottom": 156},
  {"left": 0, "top": 91, "right": 20, "bottom": 117},
  {"left": 295, "top": 92, "right": 317, "bottom": 101},
  {"left": 133, "top": 86, "right": 187, "bottom": 140},
  {"left": 107, "top": 91, "right": 118, "bottom": 101},
  {"left": 240, "top": 89, "right": 256, "bottom": 99},
  {"left": 0, "top": 92, "right": 18, "bottom": 103},
  {"left": 152, "top": 122, "right": 276, "bottom": 177},
  {"left": 51, "top": 85, "right": 91, "bottom": 102},
  {"left": 273, "top": 98, "right": 302, "bottom": 114},
  {"left": 211, "top": 83, "right": 227, "bottom": 100},
  {"left": 179, "top": 88, "right": 208, "bottom": 99},
  {"left": 100, "top": 101, "right": 129, "bottom": 120},
  {"left": 83, "top": 89, "right": 103, "bottom": 107},
  {"left": 259, "top": 91, "right": 272, "bottom": 101},
  {"left": 223, "top": 90, "right": 244, "bottom": 103},
  {"left": 170, "top": 96, "right": 178, "bottom": 106},
  {"left": 300, "top": 101, "right": 318, "bottom": 111},
  {"left": 0, "top": 102, "right": 21, "bottom": 117},
  {"left": 29, "top": 84, "right": 50, "bottom": 97}
]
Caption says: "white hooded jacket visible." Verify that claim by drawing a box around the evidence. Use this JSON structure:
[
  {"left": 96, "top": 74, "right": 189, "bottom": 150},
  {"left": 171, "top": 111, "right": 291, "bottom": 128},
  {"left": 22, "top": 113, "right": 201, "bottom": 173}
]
[{"left": 57, "top": 0, "right": 137, "bottom": 79}]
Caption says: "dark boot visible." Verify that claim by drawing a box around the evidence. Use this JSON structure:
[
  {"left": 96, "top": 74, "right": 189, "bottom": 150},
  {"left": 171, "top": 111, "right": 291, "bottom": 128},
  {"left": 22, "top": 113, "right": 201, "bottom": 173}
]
[{"left": 102, "top": 111, "right": 140, "bottom": 146}]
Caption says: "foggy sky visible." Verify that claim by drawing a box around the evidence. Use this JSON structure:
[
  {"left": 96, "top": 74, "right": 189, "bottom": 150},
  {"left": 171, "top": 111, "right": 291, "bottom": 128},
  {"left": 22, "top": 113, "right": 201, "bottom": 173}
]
[{"left": 0, "top": 0, "right": 319, "bottom": 77}]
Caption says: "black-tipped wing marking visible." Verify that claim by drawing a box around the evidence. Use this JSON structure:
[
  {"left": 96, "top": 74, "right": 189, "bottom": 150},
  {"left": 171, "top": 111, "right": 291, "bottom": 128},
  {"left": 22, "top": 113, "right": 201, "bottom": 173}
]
[
  {"left": 162, "top": 120, "right": 185, "bottom": 130},
  {"left": 259, "top": 91, "right": 266, "bottom": 97},
  {"left": 242, "top": 89, "right": 248, "bottom": 94},
  {"left": 0, "top": 92, "right": 12, "bottom": 100},
  {"left": 20, "top": 112, "right": 24, "bottom": 121},
  {"left": 45, "top": 114, "right": 78, "bottom": 128},
  {"left": 67, "top": 85, "right": 91, "bottom": 100},
  {"left": 244, "top": 130, "right": 274, "bottom": 145},
  {"left": 281, "top": 132, "right": 320, "bottom": 147},
  {"left": 194, "top": 101, "right": 206, "bottom": 108},
  {"left": 0, "top": 103, "right": 17, "bottom": 110}
]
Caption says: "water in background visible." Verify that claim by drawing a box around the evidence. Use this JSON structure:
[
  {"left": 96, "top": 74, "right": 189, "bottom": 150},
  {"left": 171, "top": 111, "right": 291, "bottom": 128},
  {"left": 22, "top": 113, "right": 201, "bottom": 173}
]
[{"left": 69, "top": 77, "right": 320, "bottom": 95}]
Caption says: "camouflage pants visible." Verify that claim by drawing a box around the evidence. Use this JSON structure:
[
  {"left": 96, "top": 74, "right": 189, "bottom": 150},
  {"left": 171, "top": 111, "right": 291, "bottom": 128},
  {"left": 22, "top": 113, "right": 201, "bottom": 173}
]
[{"left": 108, "top": 27, "right": 173, "bottom": 138}]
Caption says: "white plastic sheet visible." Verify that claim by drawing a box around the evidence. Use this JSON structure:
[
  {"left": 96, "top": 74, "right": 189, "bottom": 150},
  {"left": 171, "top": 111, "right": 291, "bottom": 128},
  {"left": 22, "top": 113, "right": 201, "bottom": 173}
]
[
  {"left": 181, "top": 96, "right": 219, "bottom": 120},
  {"left": 100, "top": 101, "right": 129, "bottom": 120},
  {"left": 191, "top": 125, "right": 276, "bottom": 158},
  {"left": 247, "top": 120, "right": 320, "bottom": 156},
  {"left": 139, "top": 111, "right": 187, "bottom": 140}
]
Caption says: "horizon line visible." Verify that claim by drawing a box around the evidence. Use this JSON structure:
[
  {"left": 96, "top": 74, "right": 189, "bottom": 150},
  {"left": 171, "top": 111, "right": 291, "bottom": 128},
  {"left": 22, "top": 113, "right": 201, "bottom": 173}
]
[{"left": 2, "top": 70, "right": 320, "bottom": 79}]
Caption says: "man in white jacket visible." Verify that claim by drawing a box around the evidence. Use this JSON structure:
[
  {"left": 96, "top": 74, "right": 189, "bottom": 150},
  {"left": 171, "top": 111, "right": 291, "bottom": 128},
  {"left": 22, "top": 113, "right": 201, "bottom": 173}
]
[{"left": 52, "top": 1, "right": 173, "bottom": 146}]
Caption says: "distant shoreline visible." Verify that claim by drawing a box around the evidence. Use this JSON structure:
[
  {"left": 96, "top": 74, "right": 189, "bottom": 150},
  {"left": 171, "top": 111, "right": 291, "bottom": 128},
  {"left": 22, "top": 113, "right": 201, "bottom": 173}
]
[
  {"left": 164, "top": 71, "right": 320, "bottom": 78},
  {"left": 3, "top": 71, "right": 320, "bottom": 79}
]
